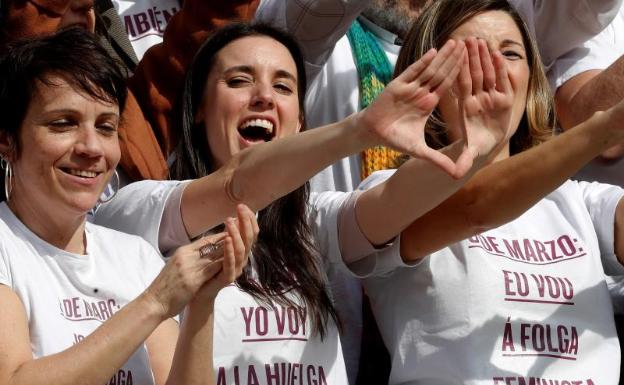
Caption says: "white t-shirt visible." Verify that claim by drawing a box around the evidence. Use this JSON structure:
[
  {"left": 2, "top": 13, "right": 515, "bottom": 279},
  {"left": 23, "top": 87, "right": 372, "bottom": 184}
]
[
  {"left": 112, "top": 0, "right": 180, "bottom": 60},
  {"left": 356, "top": 171, "right": 624, "bottom": 385},
  {"left": 256, "top": 0, "right": 621, "bottom": 191},
  {"left": 94, "top": 180, "right": 190, "bottom": 254},
  {"left": 0, "top": 203, "right": 165, "bottom": 385},
  {"left": 549, "top": 7, "right": 624, "bottom": 188},
  {"left": 212, "top": 283, "right": 348, "bottom": 385},
  {"left": 93, "top": 180, "right": 380, "bottom": 385},
  {"left": 551, "top": 6, "right": 624, "bottom": 89}
]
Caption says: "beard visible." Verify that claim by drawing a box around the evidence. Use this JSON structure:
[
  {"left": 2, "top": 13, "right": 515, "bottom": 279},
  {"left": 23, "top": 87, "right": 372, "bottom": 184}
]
[{"left": 361, "top": 0, "right": 431, "bottom": 39}]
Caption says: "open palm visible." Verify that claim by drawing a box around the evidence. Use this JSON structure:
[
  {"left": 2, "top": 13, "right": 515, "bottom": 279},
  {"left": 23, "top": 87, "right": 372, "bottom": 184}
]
[
  {"left": 458, "top": 38, "right": 515, "bottom": 164},
  {"left": 358, "top": 39, "right": 467, "bottom": 177}
]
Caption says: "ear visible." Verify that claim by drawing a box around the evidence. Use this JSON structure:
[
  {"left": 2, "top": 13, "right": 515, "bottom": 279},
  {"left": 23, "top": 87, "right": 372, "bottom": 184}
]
[{"left": 0, "top": 131, "right": 15, "bottom": 162}]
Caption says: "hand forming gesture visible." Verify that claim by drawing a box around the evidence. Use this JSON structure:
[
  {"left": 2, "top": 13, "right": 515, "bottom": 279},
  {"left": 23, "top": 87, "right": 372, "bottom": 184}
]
[
  {"left": 455, "top": 37, "right": 515, "bottom": 165},
  {"left": 145, "top": 204, "right": 258, "bottom": 319},
  {"left": 358, "top": 39, "right": 466, "bottom": 177}
]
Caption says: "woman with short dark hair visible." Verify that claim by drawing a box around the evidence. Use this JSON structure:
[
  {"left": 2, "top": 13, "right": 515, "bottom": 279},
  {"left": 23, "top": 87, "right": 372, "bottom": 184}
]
[{"left": 0, "top": 28, "right": 257, "bottom": 385}]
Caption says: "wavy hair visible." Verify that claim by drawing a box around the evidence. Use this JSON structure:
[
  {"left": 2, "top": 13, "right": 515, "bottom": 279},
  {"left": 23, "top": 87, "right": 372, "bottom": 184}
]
[{"left": 395, "top": 0, "right": 555, "bottom": 154}]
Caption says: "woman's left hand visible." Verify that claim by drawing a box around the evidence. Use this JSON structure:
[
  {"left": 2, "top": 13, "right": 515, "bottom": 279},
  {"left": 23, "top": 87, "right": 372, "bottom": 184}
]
[
  {"left": 357, "top": 39, "right": 467, "bottom": 177},
  {"left": 191, "top": 204, "right": 259, "bottom": 304}
]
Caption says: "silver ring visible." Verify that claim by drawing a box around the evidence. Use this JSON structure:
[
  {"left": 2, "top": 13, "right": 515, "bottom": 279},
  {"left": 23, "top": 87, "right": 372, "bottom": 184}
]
[{"left": 199, "top": 241, "right": 224, "bottom": 259}]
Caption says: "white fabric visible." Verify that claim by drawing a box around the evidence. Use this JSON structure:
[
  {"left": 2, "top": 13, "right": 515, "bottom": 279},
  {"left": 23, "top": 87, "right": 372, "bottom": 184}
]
[
  {"left": 509, "top": 0, "right": 622, "bottom": 73},
  {"left": 551, "top": 6, "right": 624, "bottom": 89},
  {"left": 303, "top": 20, "right": 400, "bottom": 193},
  {"left": 212, "top": 284, "right": 348, "bottom": 385},
  {"left": 256, "top": 0, "right": 622, "bottom": 192},
  {"left": 0, "top": 203, "right": 164, "bottom": 385},
  {"left": 255, "top": 2, "right": 623, "bottom": 381},
  {"left": 549, "top": 7, "right": 624, "bottom": 188},
  {"left": 112, "top": 0, "right": 180, "bottom": 60},
  {"left": 357, "top": 171, "right": 624, "bottom": 385},
  {"left": 94, "top": 180, "right": 191, "bottom": 254},
  {"left": 92, "top": 180, "right": 398, "bottom": 385}
]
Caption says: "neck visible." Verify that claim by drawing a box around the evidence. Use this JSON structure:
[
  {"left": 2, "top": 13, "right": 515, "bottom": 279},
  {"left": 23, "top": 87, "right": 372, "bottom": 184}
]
[{"left": 7, "top": 196, "right": 87, "bottom": 254}]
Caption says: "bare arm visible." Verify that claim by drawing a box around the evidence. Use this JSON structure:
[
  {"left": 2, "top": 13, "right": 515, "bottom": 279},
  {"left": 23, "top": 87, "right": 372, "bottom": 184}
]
[
  {"left": 0, "top": 285, "right": 167, "bottom": 385},
  {"left": 0, "top": 209, "right": 257, "bottom": 385},
  {"left": 355, "top": 38, "right": 516, "bottom": 245},
  {"left": 181, "top": 40, "right": 469, "bottom": 238},
  {"left": 163, "top": 207, "right": 257, "bottom": 385},
  {"left": 401, "top": 106, "right": 624, "bottom": 261},
  {"left": 555, "top": 55, "right": 624, "bottom": 161}
]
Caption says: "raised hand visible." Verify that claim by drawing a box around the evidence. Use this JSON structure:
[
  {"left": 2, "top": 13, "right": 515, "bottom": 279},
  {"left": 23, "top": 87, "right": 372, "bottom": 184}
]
[
  {"left": 194, "top": 204, "right": 259, "bottom": 301},
  {"left": 357, "top": 39, "right": 466, "bottom": 177},
  {"left": 455, "top": 37, "right": 515, "bottom": 173},
  {"left": 144, "top": 204, "right": 258, "bottom": 318}
]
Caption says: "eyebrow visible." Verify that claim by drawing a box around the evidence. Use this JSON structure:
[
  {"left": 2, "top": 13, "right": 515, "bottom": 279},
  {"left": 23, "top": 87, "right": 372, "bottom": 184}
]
[
  {"left": 224, "top": 65, "right": 297, "bottom": 83},
  {"left": 500, "top": 39, "right": 525, "bottom": 49},
  {"left": 42, "top": 109, "right": 120, "bottom": 119}
]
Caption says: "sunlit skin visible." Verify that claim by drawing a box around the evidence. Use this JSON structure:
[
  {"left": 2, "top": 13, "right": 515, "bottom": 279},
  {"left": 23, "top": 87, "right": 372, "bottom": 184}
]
[
  {"left": 438, "top": 10, "right": 530, "bottom": 162},
  {"left": 0, "top": 76, "right": 120, "bottom": 252},
  {"left": 197, "top": 36, "right": 302, "bottom": 169}
]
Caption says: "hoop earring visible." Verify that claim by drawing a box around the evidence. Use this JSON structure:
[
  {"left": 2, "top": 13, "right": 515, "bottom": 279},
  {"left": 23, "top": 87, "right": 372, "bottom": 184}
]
[
  {"left": 99, "top": 169, "right": 119, "bottom": 203},
  {"left": 1, "top": 158, "right": 12, "bottom": 202}
]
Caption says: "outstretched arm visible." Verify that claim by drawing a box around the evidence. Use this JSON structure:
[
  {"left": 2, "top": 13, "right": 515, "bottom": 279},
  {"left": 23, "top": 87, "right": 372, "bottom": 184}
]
[
  {"left": 556, "top": 55, "right": 624, "bottom": 161},
  {"left": 180, "top": 39, "right": 469, "bottom": 238},
  {"left": 400, "top": 103, "right": 624, "bottom": 261},
  {"left": 354, "top": 38, "right": 516, "bottom": 245}
]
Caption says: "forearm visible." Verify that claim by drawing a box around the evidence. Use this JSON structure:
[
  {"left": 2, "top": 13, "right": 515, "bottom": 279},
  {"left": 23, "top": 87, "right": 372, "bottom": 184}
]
[
  {"left": 356, "top": 140, "right": 487, "bottom": 245},
  {"left": 182, "top": 113, "right": 376, "bottom": 237},
  {"left": 9, "top": 294, "right": 164, "bottom": 385},
  {"left": 165, "top": 299, "right": 215, "bottom": 385},
  {"left": 557, "top": 56, "right": 624, "bottom": 131},
  {"left": 401, "top": 109, "right": 624, "bottom": 260}
]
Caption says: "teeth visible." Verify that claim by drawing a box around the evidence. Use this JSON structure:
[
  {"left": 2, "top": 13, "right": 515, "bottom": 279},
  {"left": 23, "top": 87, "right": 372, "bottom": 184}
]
[
  {"left": 239, "top": 118, "right": 274, "bottom": 134},
  {"left": 67, "top": 169, "right": 98, "bottom": 178}
]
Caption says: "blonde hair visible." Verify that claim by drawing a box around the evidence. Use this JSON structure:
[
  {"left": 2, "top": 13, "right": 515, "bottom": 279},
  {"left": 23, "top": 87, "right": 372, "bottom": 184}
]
[{"left": 395, "top": 0, "right": 555, "bottom": 154}]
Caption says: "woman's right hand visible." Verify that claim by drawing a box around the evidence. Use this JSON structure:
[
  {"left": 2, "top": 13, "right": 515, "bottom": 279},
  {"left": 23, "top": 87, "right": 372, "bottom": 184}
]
[
  {"left": 456, "top": 37, "right": 515, "bottom": 163},
  {"left": 143, "top": 204, "right": 257, "bottom": 319},
  {"left": 357, "top": 39, "right": 466, "bottom": 177}
]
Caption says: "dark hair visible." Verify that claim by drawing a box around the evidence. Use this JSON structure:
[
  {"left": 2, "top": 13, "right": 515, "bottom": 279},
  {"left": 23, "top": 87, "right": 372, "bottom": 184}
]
[
  {"left": 172, "top": 23, "right": 339, "bottom": 338},
  {"left": 0, "top": 27, "right": 127, "bottom": 201},
  {"left": 395, "top": 0, "right": 555, "bottom": 154}
]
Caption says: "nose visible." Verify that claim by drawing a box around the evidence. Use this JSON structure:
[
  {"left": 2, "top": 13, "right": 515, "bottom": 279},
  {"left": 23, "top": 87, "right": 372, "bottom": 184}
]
[
  {"left": 74, "top": 127, "right": 104, "bottom": 158},
  {"left": 250, "top": 83, "right": 275, "bottom": 110},
  {"left": 59, "top": 0, "right": 96, "bottom": 32}
]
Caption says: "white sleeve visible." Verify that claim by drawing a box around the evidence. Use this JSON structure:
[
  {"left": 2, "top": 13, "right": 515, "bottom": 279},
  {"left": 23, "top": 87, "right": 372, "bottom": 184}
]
[
  {"left": 510, "top": 0, "right": 621, "bottom": 71},
  {"left": 93, "top": 180, "right": 191, "bottom": 253},
  {"left": 0, "top": 245, "right": 10, "bottom": 287},
  {"left": 255, "top": 0, "right": 370, "bottom": 82},
  {"left": 577, "top": 180, "right": 624, "bottom": 275},
  {"left": 308, "top": 170, "right": 411, "bottom": 278},
  {"left": 551, "top": 10, "right": 624, "bottom": 88},
  {"left": 136, "top": 239, "right": 167, "bottom": 286}
]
